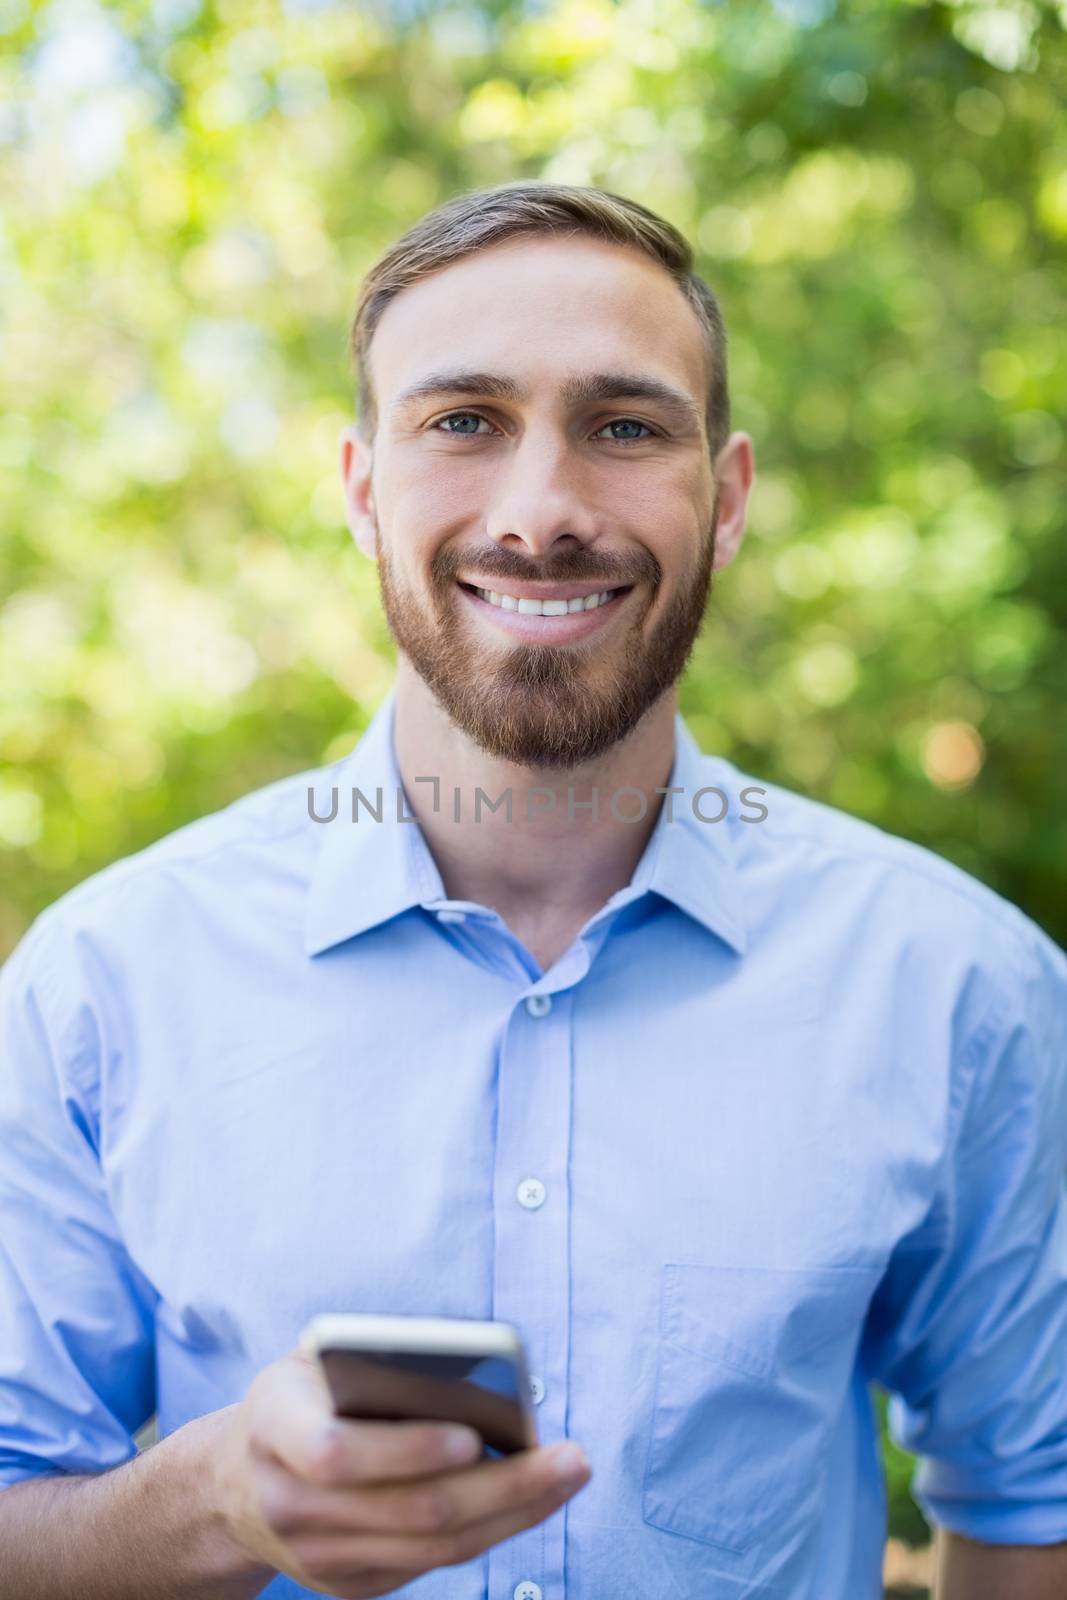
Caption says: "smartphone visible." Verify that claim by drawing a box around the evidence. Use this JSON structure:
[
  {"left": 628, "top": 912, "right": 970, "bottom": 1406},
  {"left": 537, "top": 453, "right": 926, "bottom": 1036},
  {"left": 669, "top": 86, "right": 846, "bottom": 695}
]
[{"left": 298, "top": 1313, "right": 539, "bottom": 1460}]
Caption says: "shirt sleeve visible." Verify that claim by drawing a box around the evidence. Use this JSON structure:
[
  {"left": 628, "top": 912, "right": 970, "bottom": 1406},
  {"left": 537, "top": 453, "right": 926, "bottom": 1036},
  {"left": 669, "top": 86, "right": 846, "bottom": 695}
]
[
  {"left": 0, "top": 910, "right": 157, "bottom": 1489},
  {"left": 864, "top": 913, "right": 1067, "bottom": 1545}
]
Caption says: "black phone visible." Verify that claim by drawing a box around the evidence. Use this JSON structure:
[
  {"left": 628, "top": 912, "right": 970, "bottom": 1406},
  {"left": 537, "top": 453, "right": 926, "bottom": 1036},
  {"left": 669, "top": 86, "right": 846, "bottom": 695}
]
[{"left": 299, "top": 1313, "right": 538, "bottom": 1459}]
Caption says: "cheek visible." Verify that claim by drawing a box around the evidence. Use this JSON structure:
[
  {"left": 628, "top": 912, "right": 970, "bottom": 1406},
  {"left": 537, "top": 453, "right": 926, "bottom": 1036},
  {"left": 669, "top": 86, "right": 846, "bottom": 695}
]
[
  {"left": 614, "top": 472, "right": 710, "bottom": 543},
  {"left": 392, "top": 444, "right": 488, "bottom": 502},
  {"left": 391, "top": 472, "right": 485, "bottom": 556},
  {"left": 637, "top": 507, "right": 694, "bottom": 565}
]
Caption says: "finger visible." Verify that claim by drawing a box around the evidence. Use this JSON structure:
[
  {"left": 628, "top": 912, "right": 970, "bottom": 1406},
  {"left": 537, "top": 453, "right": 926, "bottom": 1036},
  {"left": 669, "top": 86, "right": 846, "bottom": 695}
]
[
  {"left": 322, "top": 1566, "right": 430, "bottom": 1599},
  {"left": 264, "top": 1404, "right": 485, "bottom": 1490},
  {"left": 380, "top": 1442, "right": 591, "bottom": 1536},
  {"left": 257, "top": 1351, "right": 487, "bottom": 1486},
  {"left": 285, "top": 1472, "right": 585, "bottom": 1583},
  {"left": 277, "top": 1558, "right": 431, "bottom": 1600},
  {"left": 260, "top": 1439, "right": 590, "bottom": 1542}
]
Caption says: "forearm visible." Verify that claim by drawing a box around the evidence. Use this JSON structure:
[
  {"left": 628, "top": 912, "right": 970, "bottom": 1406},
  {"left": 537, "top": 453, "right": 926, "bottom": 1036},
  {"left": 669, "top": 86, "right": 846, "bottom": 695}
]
[
  {"left": 936, "top": 1527, "right": 1067, "bottom": 1599},
  {"left": 0, "top": 1407, "right": 276, "bottom": 1600}
]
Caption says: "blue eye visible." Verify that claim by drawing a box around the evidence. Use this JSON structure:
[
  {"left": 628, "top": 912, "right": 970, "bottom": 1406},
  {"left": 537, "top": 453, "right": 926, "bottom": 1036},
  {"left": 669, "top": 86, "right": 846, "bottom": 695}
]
[
  {"left": 433, "top": 413, "right": 657, "bottom": 446},
  {"left": 598, "top": 418, "right": 654, "bottom": 444},
  {"left": 436, "top": 413, "right": 488, "bottom": 436}
]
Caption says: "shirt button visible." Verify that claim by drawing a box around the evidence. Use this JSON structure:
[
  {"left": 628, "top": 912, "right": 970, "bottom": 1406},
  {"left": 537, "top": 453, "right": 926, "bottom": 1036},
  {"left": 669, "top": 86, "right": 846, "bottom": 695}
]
[
  {"left": 528, "top": 1375, "right": 545, "bottom": 1405},
  {"left": 525, "top": 994, "right": 552, "bottom": 1017},
  {"left": 516, "top": 1177, "right": 546, "bottom": 1210},
  {"left": 513, "top": 1584, "right": 542, "bottom": 1600},
  {"left": 436, "top": 909, "right": 466, "bottom": 924}
]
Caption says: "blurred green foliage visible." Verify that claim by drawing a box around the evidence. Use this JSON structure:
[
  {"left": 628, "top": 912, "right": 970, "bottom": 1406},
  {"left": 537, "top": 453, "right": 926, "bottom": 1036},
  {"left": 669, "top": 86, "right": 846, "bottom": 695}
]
[
  {"left": 875, "top": 1385, "right": 933, "bottom": 1549},
  {"left": 2, "top": 0, "right": 1066, "bottom": 1557}
]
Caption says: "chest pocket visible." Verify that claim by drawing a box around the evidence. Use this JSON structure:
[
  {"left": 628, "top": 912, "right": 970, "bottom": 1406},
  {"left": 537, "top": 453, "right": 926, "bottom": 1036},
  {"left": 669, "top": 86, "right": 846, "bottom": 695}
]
[{"left": 641, "top": 1260, "right": 884, "bottom": 1565}]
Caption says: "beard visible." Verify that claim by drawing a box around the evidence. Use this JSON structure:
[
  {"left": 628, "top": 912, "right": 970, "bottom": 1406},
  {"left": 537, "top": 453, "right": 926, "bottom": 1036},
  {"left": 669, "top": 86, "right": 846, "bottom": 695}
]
[{"left": 374, "top": 496, "right": 720, "bottom": 771}]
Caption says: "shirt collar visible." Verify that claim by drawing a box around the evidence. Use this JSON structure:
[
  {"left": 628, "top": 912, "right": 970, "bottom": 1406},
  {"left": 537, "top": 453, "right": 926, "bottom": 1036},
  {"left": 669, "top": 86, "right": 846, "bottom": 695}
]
[{"left": 304, "top": 686, "right": 748, "bottom": 958}]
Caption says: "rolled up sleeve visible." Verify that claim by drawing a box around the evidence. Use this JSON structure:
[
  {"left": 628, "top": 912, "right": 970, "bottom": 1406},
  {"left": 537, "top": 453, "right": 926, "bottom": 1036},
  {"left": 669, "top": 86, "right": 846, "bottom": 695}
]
[
  {"left": 867, "top": 916, "right": 1067, "bottom": 1544},
  {"left": 0, "top": 911, "right": 157, "bottom": 1489}
]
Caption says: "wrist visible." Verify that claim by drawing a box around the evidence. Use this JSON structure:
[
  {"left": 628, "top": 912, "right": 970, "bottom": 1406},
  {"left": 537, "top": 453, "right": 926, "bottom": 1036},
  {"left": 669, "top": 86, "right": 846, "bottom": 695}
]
[{"left": 169, "top": 1405, "right": 277, "bottom": 1586}]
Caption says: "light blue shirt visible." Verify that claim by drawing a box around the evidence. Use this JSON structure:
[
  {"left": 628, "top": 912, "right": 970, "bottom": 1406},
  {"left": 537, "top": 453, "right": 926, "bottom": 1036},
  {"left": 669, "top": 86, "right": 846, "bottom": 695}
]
[{"left": 3, "top": 685, "right": 1067, "bottom": 1600}]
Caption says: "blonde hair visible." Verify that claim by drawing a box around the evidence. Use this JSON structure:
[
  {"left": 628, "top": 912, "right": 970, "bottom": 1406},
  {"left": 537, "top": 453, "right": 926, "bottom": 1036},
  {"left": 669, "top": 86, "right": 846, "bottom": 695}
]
[{"left": 348, "top": 179, "right": 731, "bottom": 461}]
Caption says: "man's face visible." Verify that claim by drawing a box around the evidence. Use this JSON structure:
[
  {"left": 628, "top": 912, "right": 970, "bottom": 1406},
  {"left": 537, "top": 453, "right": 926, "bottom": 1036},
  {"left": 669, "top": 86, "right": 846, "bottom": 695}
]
[{"left": 343, "top": 234, "right": 743, "bottom": 770}]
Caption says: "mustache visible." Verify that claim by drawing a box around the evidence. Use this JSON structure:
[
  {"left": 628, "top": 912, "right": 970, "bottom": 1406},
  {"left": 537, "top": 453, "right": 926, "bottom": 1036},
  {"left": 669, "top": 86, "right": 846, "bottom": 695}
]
[
  {"left": 432, "top": 546, "right": 660, "bottom": 591},
  {"left": 426, "top": 492, "right": 719, "bottom": 593}
]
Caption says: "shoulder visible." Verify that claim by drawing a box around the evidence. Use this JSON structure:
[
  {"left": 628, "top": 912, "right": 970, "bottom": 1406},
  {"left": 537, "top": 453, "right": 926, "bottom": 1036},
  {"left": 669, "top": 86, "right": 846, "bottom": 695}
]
[
  {"left": 707, "top": 751, "right": 1066, "bottom": 1019},
  {"left": 6, "top": 755, "right": 343, "bottom": 981}
]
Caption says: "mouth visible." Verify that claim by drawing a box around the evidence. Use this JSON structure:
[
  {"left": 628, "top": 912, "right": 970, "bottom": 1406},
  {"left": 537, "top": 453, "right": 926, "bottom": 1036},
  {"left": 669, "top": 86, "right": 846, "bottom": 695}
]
[{"left": 456, "top": 580, "right": 635, "bottom": 643}]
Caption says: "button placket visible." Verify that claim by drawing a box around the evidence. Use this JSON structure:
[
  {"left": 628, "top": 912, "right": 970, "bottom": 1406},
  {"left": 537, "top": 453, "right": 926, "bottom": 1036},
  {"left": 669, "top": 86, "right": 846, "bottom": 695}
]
[{"left": 488, "top": 988, "right": 573, "bottom": 1600}]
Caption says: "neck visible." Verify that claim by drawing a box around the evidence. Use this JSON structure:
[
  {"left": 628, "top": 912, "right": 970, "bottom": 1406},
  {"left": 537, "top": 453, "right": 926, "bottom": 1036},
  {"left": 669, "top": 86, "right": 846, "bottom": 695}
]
[{"left": 391, "top": 658, "right": 678, "bottom": 930}]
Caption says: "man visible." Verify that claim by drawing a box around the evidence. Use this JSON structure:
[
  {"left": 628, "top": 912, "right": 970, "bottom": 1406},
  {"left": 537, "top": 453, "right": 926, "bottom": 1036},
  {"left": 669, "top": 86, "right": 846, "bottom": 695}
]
[{"left": 1, "top": 181, "right": 1066, "bottom": 1600}]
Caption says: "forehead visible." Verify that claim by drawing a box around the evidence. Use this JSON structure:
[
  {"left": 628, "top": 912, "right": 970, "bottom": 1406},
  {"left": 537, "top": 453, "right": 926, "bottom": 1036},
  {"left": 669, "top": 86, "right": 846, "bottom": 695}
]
[{"left": 368, "top": 234, "right": 709, "bottom": 404}]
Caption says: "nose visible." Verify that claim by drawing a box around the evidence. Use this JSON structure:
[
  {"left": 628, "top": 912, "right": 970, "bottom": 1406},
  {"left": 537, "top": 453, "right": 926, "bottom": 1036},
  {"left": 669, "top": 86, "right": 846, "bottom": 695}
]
[{"left": 483, "top": 429, "right": 601, "bottom": 561}]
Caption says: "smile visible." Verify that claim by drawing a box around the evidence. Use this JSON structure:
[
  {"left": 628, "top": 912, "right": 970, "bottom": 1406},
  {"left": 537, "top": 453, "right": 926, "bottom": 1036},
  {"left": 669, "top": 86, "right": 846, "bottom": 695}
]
[
  {"left": 456, "top": 581, "right": 635, "bottom": 643},
  {"left": 467, "top": 585, "right": 624, "bottom": 614}
]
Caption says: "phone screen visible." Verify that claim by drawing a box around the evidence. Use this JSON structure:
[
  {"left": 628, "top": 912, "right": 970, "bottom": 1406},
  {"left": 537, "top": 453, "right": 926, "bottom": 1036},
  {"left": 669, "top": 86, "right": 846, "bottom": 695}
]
[{"left": 319, "top": 1346, "right": 532, "bottom": 1457}]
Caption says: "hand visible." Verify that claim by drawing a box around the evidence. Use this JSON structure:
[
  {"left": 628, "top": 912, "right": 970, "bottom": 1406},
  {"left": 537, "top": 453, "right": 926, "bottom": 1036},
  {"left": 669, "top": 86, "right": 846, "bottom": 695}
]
[{"left": 211, "top": 1346, "right": 592, "bottom": 1598}]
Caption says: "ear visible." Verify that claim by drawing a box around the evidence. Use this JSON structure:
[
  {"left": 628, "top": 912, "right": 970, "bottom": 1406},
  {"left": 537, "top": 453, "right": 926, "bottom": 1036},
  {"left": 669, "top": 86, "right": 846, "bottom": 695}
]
[
  {"left": 711, "top": 431, "right": 755, "bottom": 571},
  {"left": 339, "top": 425, "right": 378, "bottom": 560}
]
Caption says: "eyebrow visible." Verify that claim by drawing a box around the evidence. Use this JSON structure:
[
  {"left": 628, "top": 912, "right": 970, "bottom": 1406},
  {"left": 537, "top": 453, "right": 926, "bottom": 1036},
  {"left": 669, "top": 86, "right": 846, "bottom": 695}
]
[{"left": 390, "top": 368, "right": 704, "bottom": 435}]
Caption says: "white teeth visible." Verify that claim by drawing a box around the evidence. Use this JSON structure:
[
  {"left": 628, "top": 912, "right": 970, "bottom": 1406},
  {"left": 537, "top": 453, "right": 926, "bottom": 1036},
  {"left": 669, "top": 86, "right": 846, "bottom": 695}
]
[{"left": 473, "top": 587, "right": 618, "bottom": 614}]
